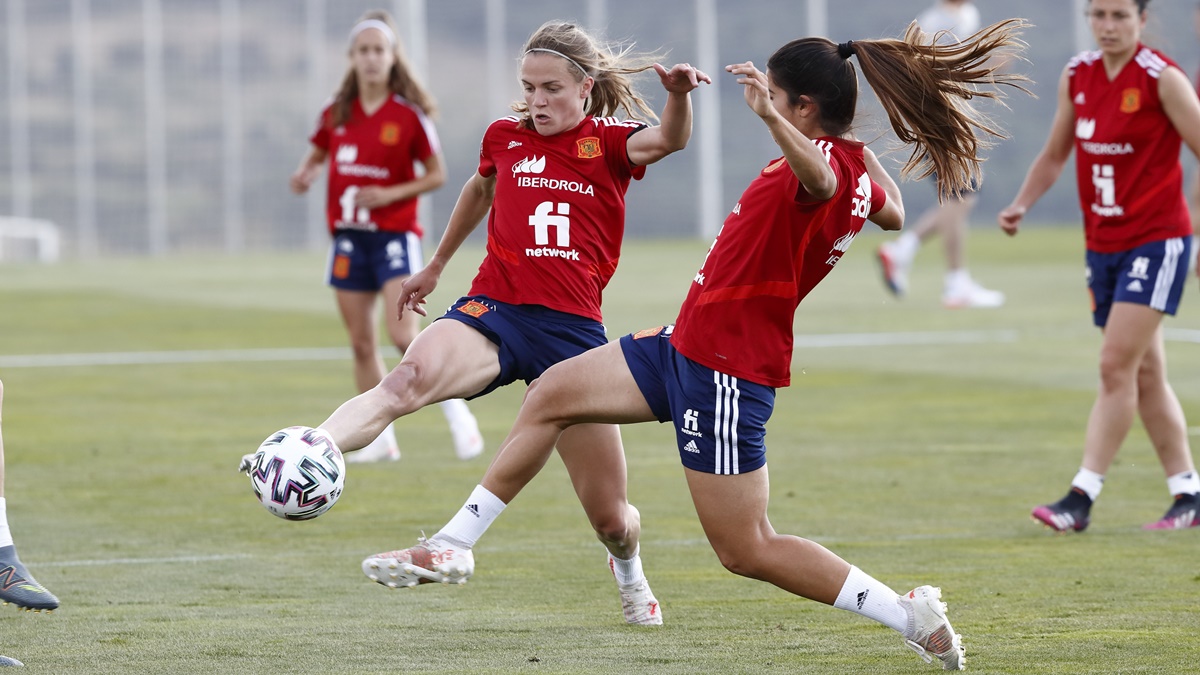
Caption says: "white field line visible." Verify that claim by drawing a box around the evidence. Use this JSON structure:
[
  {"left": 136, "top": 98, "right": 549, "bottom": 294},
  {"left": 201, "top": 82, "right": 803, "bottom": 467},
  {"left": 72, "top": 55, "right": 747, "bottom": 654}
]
[
  {"left": 0, "top": 347, "right": 349, "bottom": 368},
  {"left": 34, "top": 553, "right": 252, "bottom": 568},
  {"left": 0, "top": 331, "right": 1020, "bottom": 369},
  {"left": 1165, "top": 328, "right": 1200, "bottom": 343}
]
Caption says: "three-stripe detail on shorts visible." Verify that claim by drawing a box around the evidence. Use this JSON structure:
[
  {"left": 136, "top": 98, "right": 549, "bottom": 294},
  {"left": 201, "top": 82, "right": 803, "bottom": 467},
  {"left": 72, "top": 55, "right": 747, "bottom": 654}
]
[
  {"left": 1150, "top": 237, "right": 1185, "bottom": 311},
  {"left": 712, "top": 373, "right": 741, "bottom": 475}
]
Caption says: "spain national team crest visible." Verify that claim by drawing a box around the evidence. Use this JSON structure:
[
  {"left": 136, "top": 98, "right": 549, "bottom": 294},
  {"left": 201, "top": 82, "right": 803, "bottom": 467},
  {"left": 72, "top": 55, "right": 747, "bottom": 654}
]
[
  {"left": 577, "top": 137, "right": 602, "bottom": 159},
  {"left": 332, "top": 255, "right": 351, "bottom": 280},
  {"left": 380, "top": 122, "right": 401, "bottom": 145},
  {"left": 1119, "top": 88, "right": 1141, "bottom": 114},
  {"left": 763, "top": 157, "right": 787, "bottom": 173},
  {"left": 632, "top": 326, "right": 665, "bottom": 340},
  {"left": 457, "top": 300, "right": 490, "bottom": 318}
]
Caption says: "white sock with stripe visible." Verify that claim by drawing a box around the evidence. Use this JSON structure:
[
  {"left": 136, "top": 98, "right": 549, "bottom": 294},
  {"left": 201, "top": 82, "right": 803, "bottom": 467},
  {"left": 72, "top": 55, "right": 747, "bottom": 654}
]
[
  {"left": 833, "top": 566, "right": 908, "bottom": 634},
  {"left": 1070, "top": 467, "right": 1105, "bottom": 501},
  {"left": 608, "top": 546, "right": 646, "bottom": 587},
  {"left": 433, "top": 485, "right": 506, "bottom": 549}
]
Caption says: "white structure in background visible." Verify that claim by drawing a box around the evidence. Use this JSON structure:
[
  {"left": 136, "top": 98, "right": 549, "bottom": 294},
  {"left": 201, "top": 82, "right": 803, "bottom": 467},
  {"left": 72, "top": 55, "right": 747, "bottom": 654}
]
[{"left": 0, "top": 217, "right": 61, "bottom": 263}]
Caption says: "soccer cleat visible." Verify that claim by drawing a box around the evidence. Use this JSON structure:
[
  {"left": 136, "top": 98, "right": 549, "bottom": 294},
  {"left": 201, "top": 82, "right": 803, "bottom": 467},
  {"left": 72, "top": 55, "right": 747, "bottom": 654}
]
[
  {"left": 361, "top": 536, "right": 473, "bottom": 588},
  {"left": 876, "top": 242, "right": 912, "bottom": 297},
  {"left": 1143, "top": 493, "right": 1200, "bottom": 530},
  {"left": 1031, "top": 489, "right": 1092, "bottom": 533},
  {"left": 0, "top": 545, "right": 59, "bottom": 612},
  {"left": 0, "top": 655, "right": 24, "bottom": 667},
  {"left": 346, "top": 429, "right": 400, "bottom": 464},
  {"left": 899, "top": 585, "right": 965, "bottom": 671},
  {"left": 451, "top": 418, "right": 485, "bottom": 461},
  {"left": 942, "top": 276, "right": 1005, "bottom": 309},
  {"left": 616, "top": 579, "right": 662, "bottom": 626}
]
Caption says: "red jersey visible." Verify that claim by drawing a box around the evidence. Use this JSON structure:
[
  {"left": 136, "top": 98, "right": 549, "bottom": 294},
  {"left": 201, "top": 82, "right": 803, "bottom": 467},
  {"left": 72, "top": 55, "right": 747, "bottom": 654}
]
[
  {"left": 672, "top": 139, "right": 884, "bottom": 388},
  {"left": 1068, "top": 45, "right": 1192, "bottom": 253},
  {"left": 468, "top": 115, "right": 647, "bottom": 321},
  {"left": 309, "top": 95, "right": 439, "bottom": 236}
]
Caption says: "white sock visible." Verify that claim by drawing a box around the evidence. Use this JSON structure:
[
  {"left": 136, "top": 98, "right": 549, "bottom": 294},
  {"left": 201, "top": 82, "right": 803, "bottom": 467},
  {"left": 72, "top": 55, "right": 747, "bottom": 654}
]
[
  {"left": 1166, "top": 470, "right": 1200, "bottom": 496},
  {"left": 439, "top": 399, "right": 475, "bottom": 427},
  {"left": 0, "top": 498, "right": 12, "bottom": 548},
  {"left": 434, "top": 485, "right": 507, "bottom": 549},
  {"left": 894, "top": 231, "right": 920, "bottom": 258},
  {"left": 833, "top": 566, "right": 909, "bottom": 634},
  {"left": 945, "top": 268, "right": 970, "bottom": 289},
  {"left": 1071, "top": 467, "right": 1106, "bottom": 501},
  {"left": 608, "top": 546, "right": 646, "bottom": 587}
]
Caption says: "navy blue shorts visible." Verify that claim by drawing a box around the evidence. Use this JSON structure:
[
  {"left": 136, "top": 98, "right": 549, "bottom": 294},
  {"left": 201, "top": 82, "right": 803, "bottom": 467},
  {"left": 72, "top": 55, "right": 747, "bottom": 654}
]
[
  {"left": 326, "top": 230, "right": 423, "bottom": 292},
  {"left": 620, "top": 326, "right": 775, "bottom": 475},
  {"left": 1086, "top": 236, "right": 1191, "bottom": 327},
  {"left": 437, "top": 296, "right": 608, "bottom": 399}
]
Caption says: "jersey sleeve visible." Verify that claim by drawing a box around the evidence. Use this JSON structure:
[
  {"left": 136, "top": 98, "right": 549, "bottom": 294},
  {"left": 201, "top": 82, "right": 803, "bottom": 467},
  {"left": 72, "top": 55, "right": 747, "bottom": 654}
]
[
  {"left": 308, "top": 106, "right": 333, "bottom": 151},
  {"left": 476, "top": 122, "right": 499, "bottom": 178},
  {"left": 868, "top": 178, "right": 886, "bottom": 215},
  {"left": 604, "top": 119, "right": 648, "bottom": 181},
  {"left": 411, "top": 108, "right": 440, "bottom": 161}
]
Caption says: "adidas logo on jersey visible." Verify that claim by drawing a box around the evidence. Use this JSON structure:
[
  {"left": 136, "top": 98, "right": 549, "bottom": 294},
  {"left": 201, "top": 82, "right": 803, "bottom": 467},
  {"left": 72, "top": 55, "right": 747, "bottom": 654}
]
[
  {"left": 683, "top": 440, "right": 700, "bottom": 454},
  {"left": 508, "top": 140, "right": 522, "bottom": 149},
  {"left": 1074, "top": 91, "right": 1085, "bottom": 105}
]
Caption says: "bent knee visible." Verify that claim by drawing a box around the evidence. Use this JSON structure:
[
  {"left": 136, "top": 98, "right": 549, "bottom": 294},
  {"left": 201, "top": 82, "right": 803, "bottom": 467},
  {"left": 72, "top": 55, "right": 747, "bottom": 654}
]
[{"left": 377, "top": 361, "right": 431, "bottom": 414}]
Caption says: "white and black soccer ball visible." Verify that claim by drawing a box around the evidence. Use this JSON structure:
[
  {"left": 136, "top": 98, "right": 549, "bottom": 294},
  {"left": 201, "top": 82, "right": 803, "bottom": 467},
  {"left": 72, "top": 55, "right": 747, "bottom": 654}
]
[{"left": 248, "top": 426, "right": 345, "bottom": 521}]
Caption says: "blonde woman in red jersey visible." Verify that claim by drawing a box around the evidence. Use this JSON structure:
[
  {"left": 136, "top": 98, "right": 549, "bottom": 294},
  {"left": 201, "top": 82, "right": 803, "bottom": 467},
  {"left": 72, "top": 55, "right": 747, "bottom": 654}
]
[
  {"left": 289, "top": 10, "right": 483, "bottom": 463},
  {"left": 250, "top": 21, "right": 710, "bottom": 624},
  {"left": 374, "top": 22, "right": 1029, "bottom": 669},
  {"left": 1000, "top": 0, "right": 1200, "bottom": 533}
]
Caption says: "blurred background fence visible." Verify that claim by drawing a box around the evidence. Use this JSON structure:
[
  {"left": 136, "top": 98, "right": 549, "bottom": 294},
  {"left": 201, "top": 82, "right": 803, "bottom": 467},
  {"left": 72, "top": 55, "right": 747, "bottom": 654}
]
[{"left": 2, "top": 0, "right": 1199, "bottom": 259}]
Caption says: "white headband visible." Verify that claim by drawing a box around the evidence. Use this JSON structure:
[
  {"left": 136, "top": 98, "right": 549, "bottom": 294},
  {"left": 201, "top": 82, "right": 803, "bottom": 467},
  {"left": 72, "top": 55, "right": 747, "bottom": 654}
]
[
  {"left": 350, "top": 19, "right": 396, "bottom": 46},
  {"left": 525, "top": 48, "right": 590, "bottom": 77}
]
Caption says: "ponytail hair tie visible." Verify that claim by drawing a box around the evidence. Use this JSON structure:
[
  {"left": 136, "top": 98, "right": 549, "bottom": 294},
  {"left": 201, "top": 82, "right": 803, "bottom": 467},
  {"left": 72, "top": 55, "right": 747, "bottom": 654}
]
[{"left": 837, "top": 40, "right": 855, "bottom": 59}]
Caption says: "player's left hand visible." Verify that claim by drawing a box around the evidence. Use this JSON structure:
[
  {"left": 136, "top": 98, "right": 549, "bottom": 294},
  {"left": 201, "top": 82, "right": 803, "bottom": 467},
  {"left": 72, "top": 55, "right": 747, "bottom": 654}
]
[
  {"left": 654, "top": 63, "right": 712, "bottom": 94},
  {"left": 237, "top": 452, "right": 257, "bottom": 474},
  {"left": 355, "top": 186, "right": 394, "bottom": 209},
  {"left": 725, "top": 61, "right": 771, "bottom": 118}
]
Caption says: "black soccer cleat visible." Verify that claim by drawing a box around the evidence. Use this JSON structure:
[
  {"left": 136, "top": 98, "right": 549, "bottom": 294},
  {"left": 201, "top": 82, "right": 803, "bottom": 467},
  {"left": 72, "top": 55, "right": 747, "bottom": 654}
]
[
  {"left": 1143, "top": 492, "right": 1200, "bottom": 530},
  {"left": 1031, "top": 488, "right": 1092, "bottom": 533}
]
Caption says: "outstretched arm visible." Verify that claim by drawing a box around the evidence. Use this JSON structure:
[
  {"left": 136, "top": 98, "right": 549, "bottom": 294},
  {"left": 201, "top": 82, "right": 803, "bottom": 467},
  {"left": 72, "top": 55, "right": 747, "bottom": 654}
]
[
  {"left": 626, "top": 63, "right": 711, "bottom": 166},
  {"left": 355, "top": 152, "right": 448, "bottom": 209},
  {"left": 727, "top": 60, "right": 837, "bottom": 201},
  {"left": 397, "top": 172, "right": 496, "bottom": 317},
  {"left": 998, "top": 66, "right": 1075, "bottom": 236}
]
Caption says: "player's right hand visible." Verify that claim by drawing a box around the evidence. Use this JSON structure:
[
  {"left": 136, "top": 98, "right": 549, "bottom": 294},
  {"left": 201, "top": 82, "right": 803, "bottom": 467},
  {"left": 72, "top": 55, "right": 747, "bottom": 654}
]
[
  {"left": 237, "top": 452, "right": 257, "bottom": 474},
  {"left": 997, "top": 204, "right": 1026, "bottom": 236},
  {"left": 398, "top": 268, "right": 438, "bottom": 318}
]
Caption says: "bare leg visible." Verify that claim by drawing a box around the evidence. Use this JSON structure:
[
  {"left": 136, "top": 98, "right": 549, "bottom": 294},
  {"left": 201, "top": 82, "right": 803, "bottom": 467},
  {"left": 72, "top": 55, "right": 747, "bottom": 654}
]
[
  {"left": 1081, "top": 303, "right": 1164, "bottom": 474},
  {"left": 684, "top": 465, "right": 850, "bottom": 604},
  {"left": 937, "top": 194, "right": 977, "bottom": 272},
  {"left": 321, "top": 320, "right": 500, "bottom": 451},
  {"left": 1133, "top": 327, "right": 1195, "bottom": 476},
  {"left": 0, "top": 380, "right": 6, "bottom": 499},
  {"left": 335, "top": 289, "right": 388, "bottom": 393}
]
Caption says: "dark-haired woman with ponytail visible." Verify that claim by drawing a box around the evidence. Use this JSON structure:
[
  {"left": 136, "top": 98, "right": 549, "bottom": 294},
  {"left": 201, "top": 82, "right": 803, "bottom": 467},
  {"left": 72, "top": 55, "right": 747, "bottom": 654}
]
[{"left": 371, "top": 22, "right": 1029, "bottom": 669}]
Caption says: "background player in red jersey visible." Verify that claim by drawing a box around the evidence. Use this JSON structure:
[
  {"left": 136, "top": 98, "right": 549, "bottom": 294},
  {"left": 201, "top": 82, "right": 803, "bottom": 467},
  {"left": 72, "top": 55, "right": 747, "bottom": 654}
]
[
  {"left": 289, "top": 10, "right": 482, "bottom": 463},
  {"left": 374, "top": 21, "right": 1030, "bottom": 670},
  {"left": 1000, "top": 0, "right": 1200, "bottom": 532},
  {"left": 0, "top": 379, "right": 59, "bottom": 614},
  {"left": 263, "top": 20, "right": 709, "bottom": 623}
]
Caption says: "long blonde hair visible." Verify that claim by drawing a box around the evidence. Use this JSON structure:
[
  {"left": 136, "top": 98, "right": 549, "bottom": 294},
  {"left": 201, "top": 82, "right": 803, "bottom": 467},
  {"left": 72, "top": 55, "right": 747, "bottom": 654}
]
[
  {"left": 330, "top": 10, "right": 437, "bottom": 128},
  {"left": 513, "top": 21, "right": 663, "bottom": 128}
]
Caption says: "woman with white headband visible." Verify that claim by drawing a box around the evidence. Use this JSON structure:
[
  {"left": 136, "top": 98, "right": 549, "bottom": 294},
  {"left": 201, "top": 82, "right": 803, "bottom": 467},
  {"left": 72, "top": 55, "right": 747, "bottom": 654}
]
[
  {"left": 288, "top": 10, "right": 483, "bottom": 464},
  {"left": 310, "top": 19, "right": 708, "bottom": 625}
]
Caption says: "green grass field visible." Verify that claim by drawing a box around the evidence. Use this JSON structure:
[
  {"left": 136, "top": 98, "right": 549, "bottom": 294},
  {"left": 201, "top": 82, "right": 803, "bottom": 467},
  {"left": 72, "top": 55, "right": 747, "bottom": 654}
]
[{"left": 1, "top": 226, "right": 1199, "bottom": 673}]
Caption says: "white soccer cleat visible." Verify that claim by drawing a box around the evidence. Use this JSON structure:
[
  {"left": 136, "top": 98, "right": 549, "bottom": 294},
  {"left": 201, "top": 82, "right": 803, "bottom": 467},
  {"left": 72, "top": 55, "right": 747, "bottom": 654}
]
[
  {"left": 361, "top": 536, "right": 474, "bottom": 588},
  {"left": 942, "top": 276, "right": 1005, "bottom": 309},
  {"left": 615, "top": 579, "right": 662, "bottom": 626},
  {"left": 899, "top": 586, "right": 965, "bottom": 670},
  {"left": 877, "top": 241, "right": 913, "bottom": 297},
  {"left": 346, "top": 429, "right": 400, "bottom": 464}
]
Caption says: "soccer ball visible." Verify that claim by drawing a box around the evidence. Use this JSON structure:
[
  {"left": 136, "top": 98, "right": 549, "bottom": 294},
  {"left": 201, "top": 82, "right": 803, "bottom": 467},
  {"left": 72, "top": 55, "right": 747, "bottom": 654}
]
[{"left": 248, "top": 426, "right": 345, "bottom": 520}]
